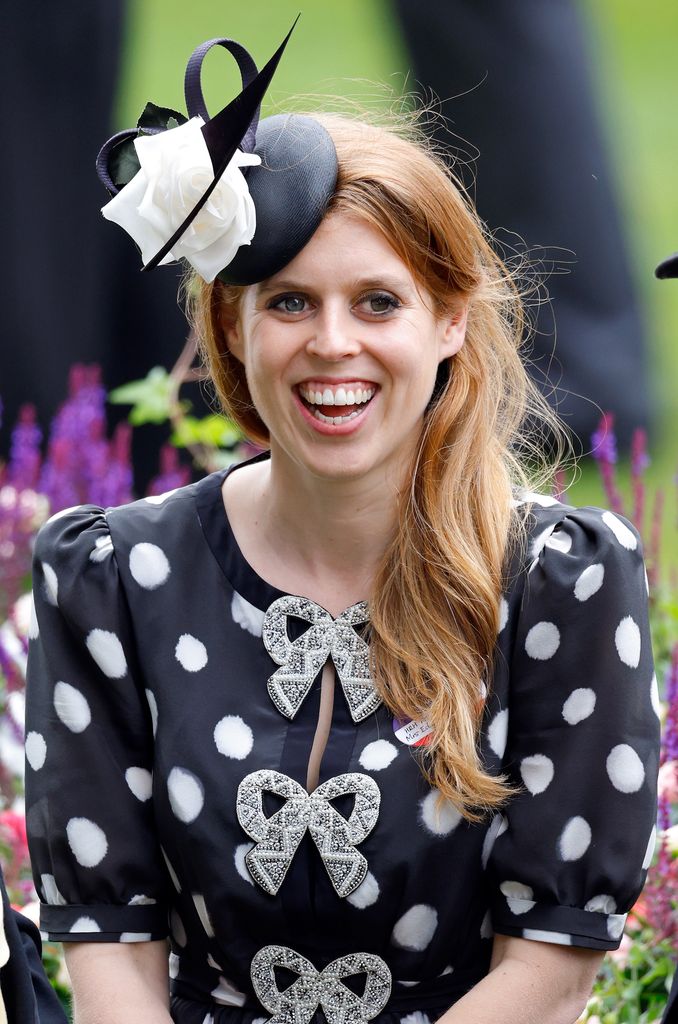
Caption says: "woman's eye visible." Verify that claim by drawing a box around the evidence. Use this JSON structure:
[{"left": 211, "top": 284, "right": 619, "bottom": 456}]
[
  {"left": 271, "top": 295, "right": 307, "bottom": 314},
  {"left": 358, "top": 293, "right": 401, "bottom": 315}
]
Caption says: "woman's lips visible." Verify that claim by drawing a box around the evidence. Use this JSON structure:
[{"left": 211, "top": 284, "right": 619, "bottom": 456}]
[{"left": 293, "top": 384, "right": 378, "bottom": 435}]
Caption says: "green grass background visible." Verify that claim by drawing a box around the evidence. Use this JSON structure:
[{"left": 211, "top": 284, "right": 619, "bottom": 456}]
[{"left": 116, "top": 0, "right": 678, "bottom": 558}]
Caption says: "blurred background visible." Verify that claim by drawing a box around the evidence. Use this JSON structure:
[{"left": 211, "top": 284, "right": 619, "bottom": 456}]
[{"left": 2, "top": 0, "right": 678, "bottom": 540}]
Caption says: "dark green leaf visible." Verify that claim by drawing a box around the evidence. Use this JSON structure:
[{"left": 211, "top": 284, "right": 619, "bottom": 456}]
[
  {"left": 137, "top": 100, "right": 188, "bottom": 132},
  {"left": 108, "top": 138, "right": 141, "bottom": 190}
]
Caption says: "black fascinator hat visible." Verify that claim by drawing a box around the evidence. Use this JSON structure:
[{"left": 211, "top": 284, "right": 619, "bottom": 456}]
[{"left": 96, "top": 19, "right": 338, "bottom": 285}]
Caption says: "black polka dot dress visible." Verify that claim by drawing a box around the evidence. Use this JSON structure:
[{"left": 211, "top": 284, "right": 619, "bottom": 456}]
[{"left": 24, "top": 460, "right": 660, "bottom": 1024}]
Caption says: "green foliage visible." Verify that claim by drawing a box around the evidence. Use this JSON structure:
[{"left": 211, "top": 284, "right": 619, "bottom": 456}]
[
  {"left": 109, "top": 367, "right": 176, "bottom": 425},
  {"left": 169, "top": 414, "right": 241, "bottom": 449},
  {"left": 582, "top": 930, "right": 675, "bottom": 1023}
]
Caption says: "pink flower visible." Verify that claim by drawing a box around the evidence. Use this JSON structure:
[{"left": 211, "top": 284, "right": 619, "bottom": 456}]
[
  {"left": 658, "top": 760, "right": 678, "bottom": 803},
  {"left": 607, "top": 932, "right": 633, "bottom": 969}
]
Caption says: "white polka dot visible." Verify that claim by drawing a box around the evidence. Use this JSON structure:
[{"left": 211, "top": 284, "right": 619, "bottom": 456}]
[
  {"left": 54, "top": 681, "right": 91, "bottom": 733},
  {"left": 145, "top": 488, "right": 179, "bottom": 505},
  {"left": 66, "top": 818, "right": 108, "bottom": 867},
  {"left": 439, "top": 966, "right": 454, "bottom": 976},
  {"left": 120, "top": 932, "right": 152, "bottom": 942},
  {"left": 90, "top": 535, "right": 114, "bottom": 563},
  {"left": 642, "top": 826, "right": 657, "bottom": 869},
  {"left": 234, "top": 842, "right": 255, "bottom": 885},
  {"left": 522, "top": 929, "right": 571, "bottom": 946},
  {"left": 481, "top": 814, "right": 508, "bottom": 870},
  {"left": 488, "top": 708, "right": 509, "bottom": 759},
  {"left": 86, "top": 629, "right": 127, "bottom": 679},
  {"left": 346, "top": 870, "right": 380, "bottom": 908},
  {"left": 607, "top": 914, "right": 627, "bottom": 940},
  {"left": 525, "top": 621, "right": 560, "bottom": 660},
  {"left": 644, "top": 567, "right": 649, "bottom": 594},
  {"left": 175, "top": 634, "right": 208, "bottom": 672},
  {"left": 562, "top": 687, "right": 596, "bottom": 725},
  {"left": 359, "top": 739, "right": 398, "bottom": 771},
  {"left": 585, "top": 894, "right": 617, "bottom": 914},
  {"left": 500, "top": 881, "right": 535, "bottom": 915},
  {"left": 520, "top": 754, "right": 554, "bottom": 795},
  {"left": 170, "top": 909, "right": 187, "bottom": 947},
  {"left": 558, "top": 816, "right": 591, "bottom": 861},
  {"left": 545, "top": 529, "right": 572, "bottom": 554},
  {"left": 602, "top": 511, "right": 637, "bottom": 550},
  {"left": 480, "top": 911, "right": 493, "bottom": 939},
  {"left": 41, "top": 563, "right": 58, "bottom": 605},
  {"left": 145, "top": 689, "right": 158, "bottom": 736},
  {"left": 531, "top": 527, "right": 555, "bottom": 561},
  {"left": 400, "top": 1014, "right": 431, "bottom": 1024},
  {"left": 28, "top": 594, "right": 39, "bottom": 640},
  {"left": 25, "top": 731, "right": 47, "bottom": 770},
  {"left": 231, "top": 592, "right": 265, "bottom": 637},
  {"left": 128, "top": 894, "right": 156, "bottom": 905},
  {"left": 419, "top": 790, "right": 462, "bottom": 836},
  {"left": 523, "top": 491, "right": 559, "bottom": 507},
  {"left": 192, "top": 893, "right": 215, "bottom": 937},
  {"left": 606, "top": 744, "right": 645, "bottom": 793},
  {"left": 650, "top": 674, "right": 661, "bottom": 718},
  {"left": 162, "top": 847, "right": 181, "bottom": 891},
  {"left": 615, "top": 616, "right": 641, "bottom": 668},
  {"left": 391, "top": 904, "right": 438, "bottom": 950},
  {"left": 46, "top": 504, "right": 83, "bottom": 523},
  {"left": 211, "top": 977, "right": 247, "bottom": 1007},
  {"left": 214, "top": 715, "right": 253, "bottom": 760},
  {"left": 125, "top": 767, "right": 153, "bottom": 802},
  {"left": 498, "top": 597, "right": 509, "bottom": 633},
  {"left": 40, "top": 874, "right": 66, "bottom": 905},
  {"left": 574, "top": 563, "right": 604, "bottom": 602},
  {"left": 208, "top": 953, "right": 222, "bottom": 971},
  {"left": 129, "top": 542, "right": 171, "bottom": 589},
  {"left": 168, "top": 767, "right": 204, "bottom": 823},
  {"left": 169, "top": 952, "right": 180, "bottom": 978},
  {"left": 70, "top": 917, "right": 100, "bottom": 933},
  {"left": 397, "top": 982, "right": 421, "bottom": 989}
]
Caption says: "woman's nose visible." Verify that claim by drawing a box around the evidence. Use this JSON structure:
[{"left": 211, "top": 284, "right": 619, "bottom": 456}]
[{"left": 305, "top": 307, "right": 362, "bottom": 361}]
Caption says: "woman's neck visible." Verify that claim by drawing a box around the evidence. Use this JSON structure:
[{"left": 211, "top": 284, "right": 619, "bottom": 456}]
[{"left": 223, "top": 448, "right": 407, "bottom": 613}]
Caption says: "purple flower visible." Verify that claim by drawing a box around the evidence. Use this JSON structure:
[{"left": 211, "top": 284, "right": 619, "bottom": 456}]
[
  {"left": 591, "top": 413, "right": 618, "bottom": 464},
  {"left": 147, "top": 445, "right": 191, "bottom": 497},
  {"left": 7, "top": 405, "right": 42, "bottom": 491}
]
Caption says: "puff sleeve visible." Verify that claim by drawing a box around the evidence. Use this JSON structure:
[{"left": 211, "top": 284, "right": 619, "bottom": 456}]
[
  {"left": 25, "top": 507, "right": 170, "bottom": 943},
  {"left": 487, "top": 506, "right": 660, "bottom": 950}
]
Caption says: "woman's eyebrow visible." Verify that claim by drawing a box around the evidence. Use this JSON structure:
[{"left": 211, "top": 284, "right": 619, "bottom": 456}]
[{"left": 256, "top": 274, "right": 414, "bottom": 296}]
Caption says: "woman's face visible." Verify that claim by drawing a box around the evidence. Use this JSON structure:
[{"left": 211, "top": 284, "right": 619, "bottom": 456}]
[{"left": 224, "top": 212, "right": 467, "bottom": 486}]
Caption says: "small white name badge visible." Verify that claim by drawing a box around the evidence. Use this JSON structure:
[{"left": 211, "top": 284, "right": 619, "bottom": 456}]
[{"left": 393, "top": 716, "right": 434, "bottom": 746}]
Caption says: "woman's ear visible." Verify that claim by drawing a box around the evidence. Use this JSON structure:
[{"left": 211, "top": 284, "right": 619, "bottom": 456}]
[
  {"left": 219, "top": 303, "right": 245, "bottom": 365},
  {"left": 438, "top": 301, "right": 468, "bottom": 361}
]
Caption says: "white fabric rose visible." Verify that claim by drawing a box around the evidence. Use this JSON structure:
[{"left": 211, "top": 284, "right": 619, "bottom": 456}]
[{"left": 101, "top": 117, "right": 261, "bottom": 282}]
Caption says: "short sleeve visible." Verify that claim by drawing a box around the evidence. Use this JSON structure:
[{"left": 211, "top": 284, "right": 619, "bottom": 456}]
[
  {"left": 487, "top": 505, "right": 660, "bottom": 950},
  {"left": 25, "top": 507, "right": 170, "bottom": 943}
]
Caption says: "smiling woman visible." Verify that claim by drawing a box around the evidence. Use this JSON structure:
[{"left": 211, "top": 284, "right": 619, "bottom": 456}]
[{"left": 24, "top": 25, "right": 659, "bottom": 1024}]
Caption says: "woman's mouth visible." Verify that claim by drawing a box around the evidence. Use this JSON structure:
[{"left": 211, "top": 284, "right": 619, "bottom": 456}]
[{"left": 296, "top": 381, "right": 378, "bottom": 425}]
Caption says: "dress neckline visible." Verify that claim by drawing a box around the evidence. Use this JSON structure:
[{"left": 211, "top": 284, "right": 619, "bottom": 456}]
[{"left": 193, "top": 450, "right": 290, "bottom": 611}]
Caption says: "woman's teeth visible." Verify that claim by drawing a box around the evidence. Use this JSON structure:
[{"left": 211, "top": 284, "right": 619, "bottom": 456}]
[{"left": 298, "top": 383, "right": 376, "bottom": 425}]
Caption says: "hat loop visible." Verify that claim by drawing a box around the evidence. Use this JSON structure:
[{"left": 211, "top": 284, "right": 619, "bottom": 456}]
[{"left": 184, "top": 37, "right": 260, "bottom": 154}]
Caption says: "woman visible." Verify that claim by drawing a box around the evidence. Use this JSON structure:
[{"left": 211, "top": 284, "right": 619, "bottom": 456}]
[{"left": 25, "top": 27, "right": 659, "bottom": 1024}]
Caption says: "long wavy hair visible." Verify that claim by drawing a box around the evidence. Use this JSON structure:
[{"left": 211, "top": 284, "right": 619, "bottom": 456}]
[{"left": 189, "top": 112, "right": 570, "bottom": 822}]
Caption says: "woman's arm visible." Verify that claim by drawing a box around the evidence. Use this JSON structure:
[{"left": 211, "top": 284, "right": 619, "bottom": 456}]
[
  {"left": 64, "top": 940, "right": 172, "bottom": 1024},
  {"left": 436, "top": 935, "right": 603, "bottom": 1024}
]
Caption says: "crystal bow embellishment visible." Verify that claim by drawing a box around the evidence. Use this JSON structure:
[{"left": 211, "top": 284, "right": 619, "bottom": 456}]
[
  {"left": 262, "top": 596, "right": 381, "bottom": 722},
  {"left": 236, "top": 769, "right": 381, "bottom": 897},
  {"left": 251, "top": 944, "right": 392, "bottom": 1024}
]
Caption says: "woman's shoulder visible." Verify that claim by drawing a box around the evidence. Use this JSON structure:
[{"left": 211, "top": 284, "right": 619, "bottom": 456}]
[
  {"left": 506, "top": 490, "right": 646, "bottom": 607},
  {"left": 33, "top": 476, "right": 215, "bottom": 568}
]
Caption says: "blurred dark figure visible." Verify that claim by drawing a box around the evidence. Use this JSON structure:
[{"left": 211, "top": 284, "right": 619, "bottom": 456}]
[
  {"left": 394, "top": 0, "right": 651, "bottom": 451},
  {"left": 0, "top": 1, "right": 190, "bottom": 491},
  {"left": 0, "top": 864, "right": 67, "bottom": 1023}
]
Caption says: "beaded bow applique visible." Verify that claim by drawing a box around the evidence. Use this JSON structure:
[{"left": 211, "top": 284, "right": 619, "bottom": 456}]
[
  {"left": 251, "top": 944, "right": 392, "bottom": 1024},
  {"left": 262, "top": 596, "right": 381, "bottom": 722},
  {"left": 236, "top": 769, "right": 381, "bottom": 897}
]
